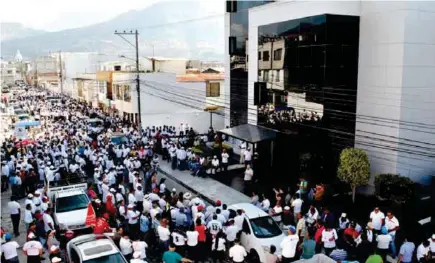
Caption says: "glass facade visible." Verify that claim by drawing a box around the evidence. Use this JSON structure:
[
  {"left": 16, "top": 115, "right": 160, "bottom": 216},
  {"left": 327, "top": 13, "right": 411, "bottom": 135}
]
[
  {"left": 229, "top": 1, "right": 271, "bottom": 127},
  {"left": 257, "top": 14, "right": 360, "bottom": 182}
]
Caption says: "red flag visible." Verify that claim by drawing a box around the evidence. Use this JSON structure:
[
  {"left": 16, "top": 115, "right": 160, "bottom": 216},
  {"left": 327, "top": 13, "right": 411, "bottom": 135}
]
[{"left": 85, "top": 203, "right": 96, "bottom": 227}]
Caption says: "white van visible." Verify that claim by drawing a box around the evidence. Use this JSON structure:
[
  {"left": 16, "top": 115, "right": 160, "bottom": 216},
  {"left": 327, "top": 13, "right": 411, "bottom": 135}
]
[{"left": 228, "top": 203, "right": 285, "bottom": 263}]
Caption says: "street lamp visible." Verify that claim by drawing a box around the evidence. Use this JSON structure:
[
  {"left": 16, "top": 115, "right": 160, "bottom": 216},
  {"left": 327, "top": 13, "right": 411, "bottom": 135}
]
[{"left": 204, "top": 105, "right": 219, "bottom": 129}]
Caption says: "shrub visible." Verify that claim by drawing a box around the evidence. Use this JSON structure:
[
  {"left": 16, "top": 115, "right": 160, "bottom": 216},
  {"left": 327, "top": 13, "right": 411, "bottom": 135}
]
[{"left": 374, "top": 174, "right": 414, "bottom": 202}]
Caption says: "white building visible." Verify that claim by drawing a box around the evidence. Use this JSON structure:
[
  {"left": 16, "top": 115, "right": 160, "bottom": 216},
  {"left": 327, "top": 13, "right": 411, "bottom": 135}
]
[{"left": 225, "top": 1, "right": 435, "bottom": 182}]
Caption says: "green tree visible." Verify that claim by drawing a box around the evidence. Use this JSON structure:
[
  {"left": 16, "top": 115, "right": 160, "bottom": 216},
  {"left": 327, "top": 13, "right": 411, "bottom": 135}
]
[{"left": 337, "top": 148, "right": 370, "bottom": 203}]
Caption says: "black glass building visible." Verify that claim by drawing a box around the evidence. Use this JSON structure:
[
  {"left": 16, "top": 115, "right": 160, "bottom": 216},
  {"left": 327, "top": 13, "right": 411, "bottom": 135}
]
[
  {"left": 228, "top": 0, "right": 271, "bottom": 127},
  {"left": 256, "top": 14, "right": 360, "bottom": 183}
]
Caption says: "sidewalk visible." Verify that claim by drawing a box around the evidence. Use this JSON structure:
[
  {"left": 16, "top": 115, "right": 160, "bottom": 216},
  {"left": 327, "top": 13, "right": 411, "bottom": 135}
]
[{"left": 157, "top": 161, "right": 250, "bottom": 206}]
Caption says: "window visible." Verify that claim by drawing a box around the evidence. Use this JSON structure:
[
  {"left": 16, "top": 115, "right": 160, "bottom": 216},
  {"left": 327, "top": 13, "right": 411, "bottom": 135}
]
[
  {"left": 206, "top": 82, "right": 220, "bottom": 97},
  {"left": 273, "top": 48, "right": 282, "bottom": 60},
  {"left": 7, "top": 70, "right": 12, "bottom": 74},
  {"left": 275, "top": 70, "right": 280, "bottom": 82},
  {"left": 258, "top": 51, "right": 262, "bottom": 60},
  {"left": 263, "top": 51, "right": 270, "bottom": 61},
  {"left": 55, "top": 194, "right": 89, "bottom": 213},
  {"left": 249, "top": 216, "right": 282, "bottom": 238}
]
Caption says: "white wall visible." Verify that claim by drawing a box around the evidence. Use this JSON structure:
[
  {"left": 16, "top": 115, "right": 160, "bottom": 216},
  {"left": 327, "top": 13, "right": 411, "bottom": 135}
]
[
  {"left": 155, "top": 60, "right": 187, "bottom": 75},
  {"left": 356, "top": 1, "right": 435, "bottom": 181}
]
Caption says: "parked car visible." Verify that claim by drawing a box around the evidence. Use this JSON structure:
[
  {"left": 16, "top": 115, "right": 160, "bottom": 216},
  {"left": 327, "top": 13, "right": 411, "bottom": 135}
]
[
  {"left": 66, "top": 234, "right": 128, "bottom": 263},
  {"left": 228, "top": 203, "right": 285, "bottom": 263}
]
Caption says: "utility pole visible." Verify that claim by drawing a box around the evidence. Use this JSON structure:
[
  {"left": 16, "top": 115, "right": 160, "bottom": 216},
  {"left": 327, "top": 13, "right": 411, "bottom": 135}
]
[
  {"left": 114, "top": 29, "right": 142, "bottom": 134},
  {"left": 58, "top": 50, "right": 63, "bottom": 94}
]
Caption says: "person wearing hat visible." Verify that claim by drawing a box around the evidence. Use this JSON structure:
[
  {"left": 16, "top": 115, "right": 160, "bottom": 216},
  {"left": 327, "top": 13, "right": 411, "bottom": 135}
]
[
  {"left": 376, "top": 226, "right": 392, "bottom": 262},
  {"left": 25, "top": 193, "right": 36, "bottom": 214},
  {"left": 33, "top": 190, "right": 42, "bottom": 211},
  {"left": 280, "top": 226, "right": 299, "bottom": 263},
  {"left": 23, "top": 232, "right": 43, "bottom": 263},
  {"left": 1, "top": 233, "right": 19, "bottom": 263}
]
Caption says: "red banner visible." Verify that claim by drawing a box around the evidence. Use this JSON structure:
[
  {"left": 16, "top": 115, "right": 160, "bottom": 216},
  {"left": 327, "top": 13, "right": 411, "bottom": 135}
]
[{"left": 85, "top": 203, "right": 96, "bottom": 227}]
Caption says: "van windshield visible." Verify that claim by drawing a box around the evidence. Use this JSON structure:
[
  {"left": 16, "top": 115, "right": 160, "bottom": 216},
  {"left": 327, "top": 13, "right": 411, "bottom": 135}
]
[
  {"left": 56, "top": 194, "right": 89, "bottom": 213},
  {"left": 249, "top": 216, "right": 282, "bottom": 238}
]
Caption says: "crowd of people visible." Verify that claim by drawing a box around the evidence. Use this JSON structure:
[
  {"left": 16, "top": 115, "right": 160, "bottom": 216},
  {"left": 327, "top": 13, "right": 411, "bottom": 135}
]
[
  {"left": 258, "top": 104, "right": 322, "bottom": 126},
  {"left": 1, "top": 87, "right": 435, "bottom": 263}
]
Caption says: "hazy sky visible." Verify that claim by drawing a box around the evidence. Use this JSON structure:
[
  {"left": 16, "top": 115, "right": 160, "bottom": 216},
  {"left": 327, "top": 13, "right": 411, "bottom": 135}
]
[{"left": 1, "top": 0, "right": 223, "bottom": 32}]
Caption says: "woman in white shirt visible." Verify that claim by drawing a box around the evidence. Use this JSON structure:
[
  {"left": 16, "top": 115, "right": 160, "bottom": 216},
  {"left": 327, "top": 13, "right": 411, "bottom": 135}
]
[
  {"left": 157, "top": 220, "right": 171, "bottom": 251},
  {"left": 119, "top": 235, "right": 133, "bottom": 262},
  {"left": 211, "top": 231, "right": 226, "bottom": 263},
  {"left": 321, "top": 226, "right": 338, "bottom": 256}
]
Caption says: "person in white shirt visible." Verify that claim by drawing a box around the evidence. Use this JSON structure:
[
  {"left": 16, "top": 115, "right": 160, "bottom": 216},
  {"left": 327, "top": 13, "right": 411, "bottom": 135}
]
[
  {"left": 229, "top": 240, "right": 247, "bottom": 263},
  {"left": 429, "top": 234, "right": 435, "bottom": 255},
  {"left": 23, "top": 233, "right": 43, "bottom": 263},
  {"left": 243, "top": 148, "right": 252, "bottom": 166},
  {"left": 369, "top": 207, "right": 385, "bottom": 231},
  {"left": 211, "top": 231, "right": 226, "bottom": 262},
  {"left": 211, "top": 156, "right": 219, "bottom": 175},
  {"left": 1, "top": 233, "right": 19, "bottom": 263},
  {"left": 8, "top": 197, "right": 21, "bottom": 236},
  {"left": 377, "top": 226, "right": 392, "bottom": 261},
  {"left": 186, "top": 228, "right": 199, "bottom": 261},
  {"left": 43, "top": 207, "right": 55, "bottom": 232},
  {"left": 119, "top": 235, "right": 133, "bottom": 261},
  {"left": 171, "top": 229, "right": 187, "bottom": 252},
  {"left": 385, "top": 211, "right": 400, "bottom": 257},
  {"left": 291, "top": 197, "right": 303, "bottom": 222},
  {"left": 130, "top": 251, "right": 147, "bottom": 263},
  {"left": 221, "top": 149, "right": 229, "bottom": 172},
  {"left": 234, "top": 210, "right": 244, "bottom": 231},
  {"left": 224, "top": 220, "right": 239, "bottom": 244},
  {"left": 127, "top": 204, "right": 140, "bottom": 237},
  {"left": 239, "top": 141, "right": 246, "bottom": 164},
  {"left": 24, "top": 204, "right": 34, "bottom": 230},
  {"left": 321, "top": 226, "right": 338, "bottom": 256},
  {"left": 157, "top": 221, "right": 171, "bottom": 250},
  {"left": 280, "top": 226, "right": 299, "bottom": 262},
  {"left": 243, "top": 164, "right": 254, "bottom": 194},
  {"left": 25, "top": 194, "right": 36, "bottom": 214},
  {"left": 132, "top": 237, "right": 148, "bottom": 259},
  {"left": 417, "top": 240, "right": 430, "bottom": 262},
  {"left": 207, "top": 215, "right": 223, "bottom": 236}
]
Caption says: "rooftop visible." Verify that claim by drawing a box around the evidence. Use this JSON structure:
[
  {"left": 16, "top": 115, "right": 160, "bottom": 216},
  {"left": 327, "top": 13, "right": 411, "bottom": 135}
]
[{"left": 176, "top": 73, "right": 224, "bottom": 82}]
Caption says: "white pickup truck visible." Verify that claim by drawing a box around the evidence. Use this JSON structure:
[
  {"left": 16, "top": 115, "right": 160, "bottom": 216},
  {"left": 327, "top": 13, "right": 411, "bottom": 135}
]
[{"left": 47, "top": 182, "right": 93, "bottom": 235}]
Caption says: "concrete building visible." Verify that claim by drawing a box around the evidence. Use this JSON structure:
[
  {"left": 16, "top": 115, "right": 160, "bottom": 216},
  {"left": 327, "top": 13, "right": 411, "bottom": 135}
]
[
  {"left": 225, "top": 0, "right": 435, "bottom": 183},
  {"left": 1, "top": 50, "right": 27, "bottom": 86},
  {"left": 33, "top": 55, "right": 61, "bottom": 92}
]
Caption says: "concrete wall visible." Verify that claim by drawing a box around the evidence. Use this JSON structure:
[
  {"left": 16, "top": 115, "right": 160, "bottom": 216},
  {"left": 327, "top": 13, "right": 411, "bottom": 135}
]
[
  {"left": 155, "top": 60, "right": 187, "bottom": 75},
  {"left": 356, "top": 1, "right": 435, "bottom": 181}
]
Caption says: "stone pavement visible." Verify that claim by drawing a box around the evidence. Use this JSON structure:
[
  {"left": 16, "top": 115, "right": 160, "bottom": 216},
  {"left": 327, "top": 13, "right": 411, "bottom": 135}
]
[
  {"left": 157, "top": 160, "right": 250, "bottom": 206},
  {"left": 1, "top": 190, "right": 29, "bottom": 262}
]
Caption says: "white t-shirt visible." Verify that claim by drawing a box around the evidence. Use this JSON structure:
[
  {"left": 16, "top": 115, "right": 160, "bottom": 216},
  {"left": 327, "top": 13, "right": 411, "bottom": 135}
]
[
  {"left": 207, "top": 220, "right": 223, "bottom": 235},
  {"left": 120, "top": 238, "right": 133, "bottom": 255},
  {"left": 127, "top": 210, "right": 139, "bottom": 224},
  {"left": 280, "top": 234, "right": 299, "bottom": 258},
  {"left": 8, "top": 201, "right": 20, "bottom": 214},
  {"left": 1, "top": 241, "right": 19, "bottom": 259},
  {"left": 429, "top": 238, "right": 435, "bottom": 253},
  {"left": 385, "top": 216, "right": 399, "bottom": 236},
  {"left": 376, "top": 234, "right": 392, "bottom": 249},
  {"left": 234, "top": 215, "right": 244, "bottom": 231},
  {"left": 24, "top": 210, "right": 33, "bottom": 223},
  {"left": 244, "top": 168, "right": 253, "bottom": 181},
  {"left": 157, "top": 226, "right": 171, "bottom": 241},
  {"left": 225, "top": 225, "right": 239, "bottom": 242},
  {"left": 244, "top": 151, "right": 252, "bottom": 161},
  {"left": 43, "top": 213, "right": 54, "bottom": 232},
  {"left": 23, "top": 240, "right": 43, "bottom": 256},
  {"left": 292, "top": 198, "right": 303, "bottom": 214},
  {"left": 229, "top": 244, "right": 247, "bottom": 262},
  {"left": 212, "top": 238, "right": 226, "bottom": 251},
  {"left": 172, "top": 232, "right": 186, "bottom": 246},
  {"left": 221, "top": 153, "right": 229, "bottom": 164},
  {"left": 261, "top": 199, "right": 270, "bottom": 210},
  {"left": 132, "top": 241, "right": 147, "bottom": 259},
  {"left": 417, "top": 244, "right": 429, "bottom": 260},
  {"left": 370, "top": 211, "right": 385, "bottom": 230},
  {"left": 321, "top": 229, "right": 338, "bottom": 248},
  {"left": 186, "top": 231, "right": 199, "bottom": 246}
]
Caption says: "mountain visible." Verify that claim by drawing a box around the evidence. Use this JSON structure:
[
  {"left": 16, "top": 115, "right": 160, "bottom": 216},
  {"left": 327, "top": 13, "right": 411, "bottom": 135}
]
[
  {"left": 1, "top": 22, "right": 46, "bottom": 41},
  {"left": 0, "top": 1, "right": 224, "bottom": 61}
]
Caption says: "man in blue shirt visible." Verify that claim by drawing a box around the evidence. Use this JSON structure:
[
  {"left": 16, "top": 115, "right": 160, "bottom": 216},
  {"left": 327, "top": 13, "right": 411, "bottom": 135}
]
[
  {"left": 399, "top": 235, "right": 415, "bottom": 263},
  {"left": 162, "top": 243, "right": 193, "bottom": 263},
  {"left": 139, "top": 211, "right": 150, "bottom": 241}
]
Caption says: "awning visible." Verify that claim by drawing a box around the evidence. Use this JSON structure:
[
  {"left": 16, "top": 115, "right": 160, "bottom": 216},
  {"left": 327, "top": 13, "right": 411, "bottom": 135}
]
[{"left": 219, "top": 124, "right": 277, "bottom": 143}]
